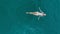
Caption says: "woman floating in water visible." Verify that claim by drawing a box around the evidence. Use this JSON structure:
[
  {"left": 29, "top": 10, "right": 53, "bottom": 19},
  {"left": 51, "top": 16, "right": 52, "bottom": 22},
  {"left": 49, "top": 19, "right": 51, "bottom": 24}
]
[{"left": 26, "top": 7, "right": 46, "bottom": 20}]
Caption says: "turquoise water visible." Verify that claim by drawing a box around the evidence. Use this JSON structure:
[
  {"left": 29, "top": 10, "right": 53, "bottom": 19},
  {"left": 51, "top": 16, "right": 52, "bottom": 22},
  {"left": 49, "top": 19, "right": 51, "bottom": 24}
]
[{"left": 0, "top": 0, "right": 60, "bottom": 34}]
